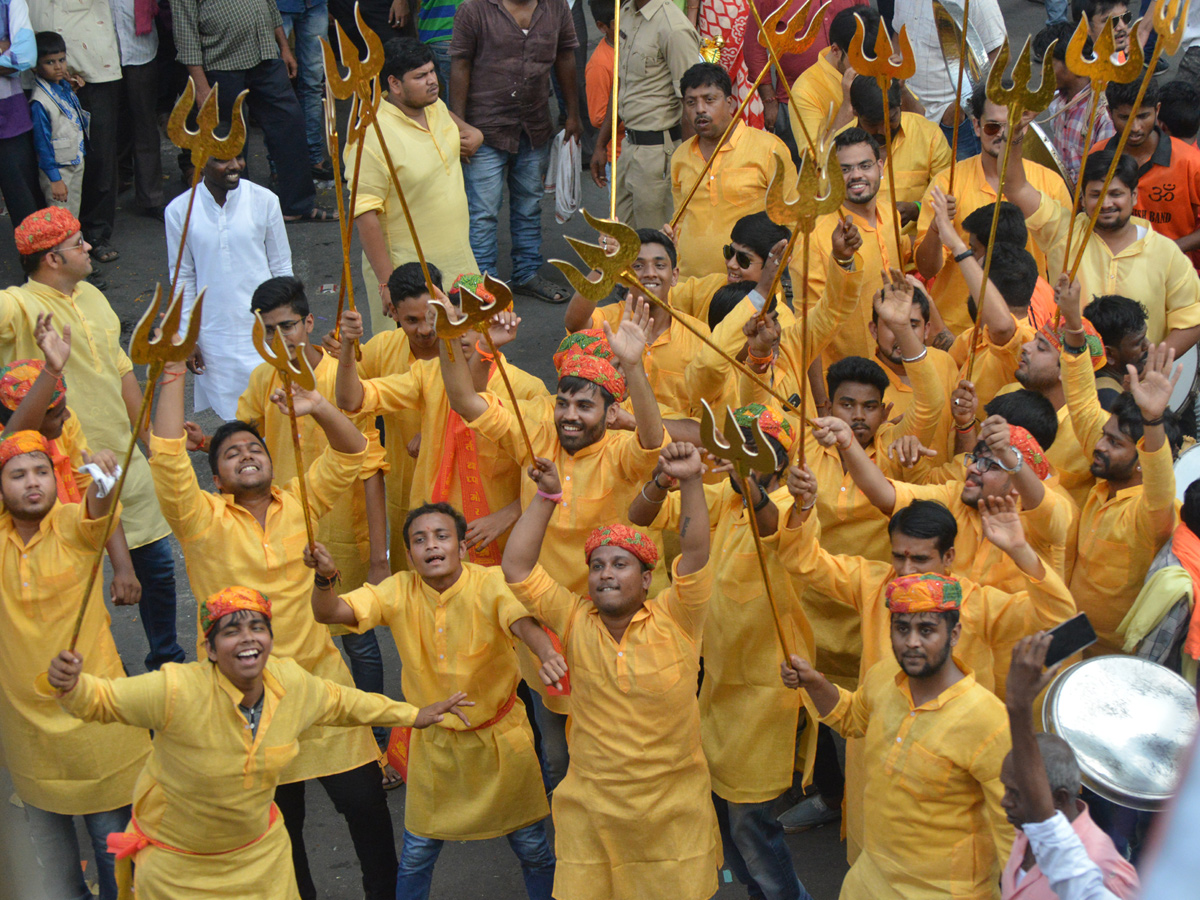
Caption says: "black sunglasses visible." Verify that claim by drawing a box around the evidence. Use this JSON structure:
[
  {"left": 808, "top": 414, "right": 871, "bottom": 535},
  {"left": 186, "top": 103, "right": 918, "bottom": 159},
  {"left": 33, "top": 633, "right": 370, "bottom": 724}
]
[
  {"left": 1109, "top": 10, "right": 1133, "bottom": 24},
  {"left": 981, "top": 121, "right": 1004, "bottom": 137},
  {"left": 723, "top": 244, "right": 755, "bottom": 269}
]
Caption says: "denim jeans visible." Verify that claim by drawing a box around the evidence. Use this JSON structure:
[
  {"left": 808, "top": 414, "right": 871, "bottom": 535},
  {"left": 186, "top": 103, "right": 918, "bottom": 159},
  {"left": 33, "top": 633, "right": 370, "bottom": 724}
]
[
  {"left": 1044, "top": 0, "right": 1071, "bottom": 24},
  {"left": 527, "top": 691, "right": 569, "bottom": 793},
  {"left": 341, "top": 628, "right": 387, "bottom": 747},
  {"left": 281, "top": 2, "right": 330, "bottom": 166},
  {"left": 128, "top": 536, "right": 186, "bottom": 670},
  {"left": 940, "top": 114, "right": 982, "bottom": 161},
  {"left": 463, "top": 132, "right": 551, "bottom": 284},
  {"left": 23, "top": 803, "right": 131, "bottom": 900},
  {"left": 713, "top": 794, "right": 813, "bottom": 900},
  {"left": 428, "top": 42, "right": 452, "bottom": 98},
  {"left": 395, "top": 820, "right": 555, "bottom": 900}
]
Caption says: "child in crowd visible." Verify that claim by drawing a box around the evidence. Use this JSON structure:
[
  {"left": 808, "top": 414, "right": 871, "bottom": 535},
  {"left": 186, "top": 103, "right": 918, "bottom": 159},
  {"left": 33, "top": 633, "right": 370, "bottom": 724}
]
[
  {"left": 29, "top": 31, "right": 88, "bottom": 216},
  {"left": 1158, "top": 80, "right": 1200, "bottom": 145}
]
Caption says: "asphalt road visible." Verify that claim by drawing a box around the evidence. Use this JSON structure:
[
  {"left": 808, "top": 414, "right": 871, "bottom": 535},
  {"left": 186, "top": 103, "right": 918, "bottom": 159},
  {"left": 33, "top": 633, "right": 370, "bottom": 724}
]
[{"left": 0, "top": 1, "right": 1054, "bottom": 895}]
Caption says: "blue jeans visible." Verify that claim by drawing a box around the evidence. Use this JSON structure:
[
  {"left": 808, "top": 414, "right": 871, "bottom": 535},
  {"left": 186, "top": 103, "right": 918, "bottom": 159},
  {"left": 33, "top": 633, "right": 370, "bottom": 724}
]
[
  {"left": 527, "top": 691, "right": 569, "bottom": 793},
  {"left": 396, "top": 820, "right": 555, "bottom": 900},
  {"left": 281, "top": 2, "right": 330, "bottom": 166},
  {"left": 128, "top": 536, "right": 186, "bottom": 670},
  {"left": 23, "top": 803, "right": 131, "bottom": 900},
  {"left": 940, "top": 113, "right": 982, "bottom": 161},
  {"left": 341, "top": 628, "right": 387, "bottom": 747},
  {"left": 713, "top": 794, "right": 813, "bottom": 900},
  {"left": 1045, "top": 0, "right": 1071, "bottom": 24},
  {"left": 463, "top": 133, "right": 551, "bottom": 284}
]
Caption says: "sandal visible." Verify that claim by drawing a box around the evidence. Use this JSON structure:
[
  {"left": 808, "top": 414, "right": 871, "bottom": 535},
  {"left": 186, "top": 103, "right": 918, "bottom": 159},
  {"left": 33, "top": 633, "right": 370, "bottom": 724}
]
[
  {"left": 517, "top": 273, "right": 569, "bottom": 304},
  {"left": 89, "top": 240, "right": 119, "bottom": 263},
  {"left": 381, "top": 762, "right": 404, "bottom": 790},
  {"left": 285, "top": 206, "right": 339, "bottom": 223}
]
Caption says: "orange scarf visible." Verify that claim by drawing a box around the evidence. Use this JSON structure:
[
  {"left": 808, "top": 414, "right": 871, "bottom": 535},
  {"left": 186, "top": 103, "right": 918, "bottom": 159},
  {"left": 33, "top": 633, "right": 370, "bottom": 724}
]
[
  {"left": 1175, "top": 525, "right": 1200, "bottom": 661},
  {"left": 430, "top": 407, "right": 499, "bottom": 567},
  {"left": 49, "top": 437, "right": 82, "bottom": 504}
]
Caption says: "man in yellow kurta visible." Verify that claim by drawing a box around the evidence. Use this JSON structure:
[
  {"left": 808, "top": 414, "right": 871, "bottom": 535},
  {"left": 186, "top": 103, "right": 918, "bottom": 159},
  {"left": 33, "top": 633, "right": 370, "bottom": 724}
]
[
  {"left": 629, "top": 406, "right": 816, "bottom": 900},
  {"left": 0, "top": 207, "right": 184, "bottom": 670},
  {"left": 502, "top": 443, "right": 720, "bottom": 900},
  {"left": 0, "top": 430, "right": 151, "bottom": 900},
  {"left": 310, "top": 502, "right": 566, "bottom": 898},
  {"left": 670, "top": 62, "right": 797, "bottom": 280},
  {"left": 147, "top": 358, "right": 397, "bottom": 899},
  {"left": 351, "top": 38, "right": 479, "bottom": 332},
  {"left": 781, "top": 571, "right": 1012, "bottom": 900},
  {"left": 1057, "top": 277, "right": 1180, "bottom": 655},
  {"left": 48, "top": 586, "right": 468, "bottom": 900}
]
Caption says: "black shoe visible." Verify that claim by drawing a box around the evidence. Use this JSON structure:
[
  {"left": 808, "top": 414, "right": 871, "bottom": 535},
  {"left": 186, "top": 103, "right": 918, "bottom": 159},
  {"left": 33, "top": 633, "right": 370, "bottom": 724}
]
[
  {"left": 87, "top": 270, "right": 108, "bottom": 291},
  {"left": 311, "top": 162, "right": 336, "bottom": 181},
  {"left": 140, "top": 206, "right": 166, "bottom": 221}
]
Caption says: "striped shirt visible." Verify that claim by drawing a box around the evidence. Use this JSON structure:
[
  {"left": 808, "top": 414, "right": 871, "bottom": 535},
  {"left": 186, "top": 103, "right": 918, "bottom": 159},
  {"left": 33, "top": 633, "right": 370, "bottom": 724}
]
[{"left": 418, "top": 0, "right": 464, "bottom": 43}]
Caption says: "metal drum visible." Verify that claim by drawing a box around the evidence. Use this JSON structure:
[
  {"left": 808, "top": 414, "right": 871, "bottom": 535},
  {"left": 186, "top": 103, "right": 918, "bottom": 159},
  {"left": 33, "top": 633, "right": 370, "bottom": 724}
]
[
  {"left": 1042, "top": 656, "right": 1198, "bottom": 810},
  {"left": 1174, "top": 441, "right": 1200, "bottom": 503},
  {"left": 1023, "top": 121, "right": 1071, "bottom": 191},
  {"left": 1168, "top": 344, "right": 1199, "bottom": 417}
]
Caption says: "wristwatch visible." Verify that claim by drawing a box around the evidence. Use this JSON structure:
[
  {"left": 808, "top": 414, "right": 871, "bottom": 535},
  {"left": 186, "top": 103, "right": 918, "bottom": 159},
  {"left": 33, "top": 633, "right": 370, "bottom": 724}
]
[{"left": 997, "top": 446, "right": 1023, "bottom": 474}]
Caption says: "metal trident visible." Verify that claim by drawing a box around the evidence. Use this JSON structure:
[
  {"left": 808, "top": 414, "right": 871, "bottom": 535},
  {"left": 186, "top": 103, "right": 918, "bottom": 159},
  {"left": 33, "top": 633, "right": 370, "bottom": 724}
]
[
  {"left": 669, "top": 0, "right": 831, "bottom": 229},
  {"left": 321, "top": 81, "right": 362, "bottom": 361},
  {"left": 965, "top": 37, "right": 1057, "bottom": 380},
  {"left": 252, "top": 312, "right": 319, "bottom": 547},
  {"left": 34, "top": 288, "right": 204, "bottom": 696},
  {"left": 699, "top": 400, "right": 792, "bottom": 659},
  {"left": 1066, "top": 0, "right": 1190, "bottom": 281},
  {"left": 846, "top": 16, "right": 916, "bottom": 263}
]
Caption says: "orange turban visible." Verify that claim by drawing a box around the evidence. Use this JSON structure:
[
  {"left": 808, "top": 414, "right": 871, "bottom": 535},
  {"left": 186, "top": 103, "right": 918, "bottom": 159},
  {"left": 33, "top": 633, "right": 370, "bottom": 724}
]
[
  {"left": 1009, "top": 425, "right": 1050, "bottom": 481},
  {"left": 585, "top": 524, "right": 659, "bottom": 568},
  {"left": 1039, "top": 317, "right": 1106, "bottom": 371},
  {"left": 885, "top": 573, "right": 963, "bottom": 613},
  {"left": 14, "top": 208, "right": 81, "bottom": 255},
  {"left": 201, "top": 586, "right": 272, "bottom": 636},
  {"left": 0, "top": 360, "right": 65, "bottom": 412},
  {"left": 733, "top": 403, "right": 795, "bottom": 454},
  {"left": 554, "top": 330, "right": 627, "bottom": 402},
  {"left": 0, "top": 430, "right": 52, "bottom": 469}
]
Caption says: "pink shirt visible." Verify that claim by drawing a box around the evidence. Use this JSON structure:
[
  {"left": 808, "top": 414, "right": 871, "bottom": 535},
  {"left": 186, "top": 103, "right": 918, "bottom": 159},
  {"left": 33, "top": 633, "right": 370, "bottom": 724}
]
[
  {"left": 743, "top": 0, "right": 867, "bottom": 103},
  {"left": 1002, "top": 805, "right": 1139, "bottom": 900}
]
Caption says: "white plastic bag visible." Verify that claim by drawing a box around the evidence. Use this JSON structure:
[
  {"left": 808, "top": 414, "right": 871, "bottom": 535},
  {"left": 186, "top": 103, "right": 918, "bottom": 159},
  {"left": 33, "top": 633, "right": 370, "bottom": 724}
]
[{"left": 544, "top": 130, "right": 580, "bottom": 225}]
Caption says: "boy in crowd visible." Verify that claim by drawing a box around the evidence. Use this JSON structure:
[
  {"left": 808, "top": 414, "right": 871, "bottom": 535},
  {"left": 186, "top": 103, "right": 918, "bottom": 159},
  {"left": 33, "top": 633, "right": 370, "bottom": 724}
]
[{"left": 30, "top": 31, "right": 88, "bottom": 216}]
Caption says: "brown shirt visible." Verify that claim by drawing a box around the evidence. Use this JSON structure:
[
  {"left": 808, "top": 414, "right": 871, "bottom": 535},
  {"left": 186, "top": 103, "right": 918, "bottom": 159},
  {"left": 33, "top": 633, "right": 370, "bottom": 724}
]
[
  {"left": 616, "top": 0, "right": 700, "bottom": 132},
  {"left": 450, "top": 0, "right": 579, "bottom": 152}
]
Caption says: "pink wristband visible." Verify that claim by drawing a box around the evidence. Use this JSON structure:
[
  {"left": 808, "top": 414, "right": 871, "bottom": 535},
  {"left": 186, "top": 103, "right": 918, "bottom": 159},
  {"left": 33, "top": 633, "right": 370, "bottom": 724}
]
[{"left": 536, "top": 489, "right": 563, "bottom": 503}]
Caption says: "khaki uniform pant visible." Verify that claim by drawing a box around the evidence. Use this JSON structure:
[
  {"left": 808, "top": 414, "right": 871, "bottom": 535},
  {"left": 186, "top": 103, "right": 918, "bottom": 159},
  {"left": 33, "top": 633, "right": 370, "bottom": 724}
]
[{"left": 614, "top": 139, "right": 679, "bottom": 231}]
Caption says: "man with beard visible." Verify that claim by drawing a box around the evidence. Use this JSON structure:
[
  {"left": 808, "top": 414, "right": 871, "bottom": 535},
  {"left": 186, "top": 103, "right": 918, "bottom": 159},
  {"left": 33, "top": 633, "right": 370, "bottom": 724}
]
[
  {"left": 1057, "top": 275, "right": 1182, "bottom": 656},
  {"left": 503, "top": 443, "right": 719, "bottom": 900},
  {"left": 669, "top": 63, "right": 796, "bottom": 280},
  {"left": 0, "top": 430, "right": 150, "bottom": 900},
  {"left": 915, "top": 85, "right": 1070, "bottom": 336},
  {"left": 803, "top": 129, "right": 912, "bottom": 366},
  {"left": 1004, "top": 144, "right": 1200, "bottom": 355},
  {"left": 147, "top": 356, "right": 400, "bottom": 900},
  {"left": 780, "top": 566, "right": 1012, "bottom": 900},
  {"left": 1083, "top": 294, "right": 1149, "bottom": 407}
]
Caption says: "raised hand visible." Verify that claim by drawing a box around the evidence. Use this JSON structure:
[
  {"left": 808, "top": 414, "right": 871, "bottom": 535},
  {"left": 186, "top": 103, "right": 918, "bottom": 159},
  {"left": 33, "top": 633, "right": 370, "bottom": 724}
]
[
  {"left": 486, "top": 310, "right": 521, "bottom": 350},
  {"left": 874, "top": 267, "right": 916, "bottom": 331},
  {"left": 303, "top": 541, "right": 340, "bottom": 580},
  {"left": 950, "top": 379, "right": 977, "bottom": 429},
  {"left": 528, "top": 456, "right": 563, "bottom": 495},
  {"left": 929, "top": 186, "right": 959, "bottom": 245},
  {"left": 811, "top": 416, "right": 853, "bottom": 451},
  {"left": 785, "top": 463, "right": 817, "bottom": 507},
  {"left": 48, "top": 649, "right": 83, "bottom": 693},
  {"left": 743, "top": 311, "right": 781, "bottom": 361},
  {"left": 831, "top": 216, "right": 862, "bottom": 262},
  {"left": 414, "top": 692, "right": 476, "bottom": 728},
  {"left": 658, "top": 441, "right": 704, "bottom": 482},
  {"left": 979, "top": 414, "right": 1013, "bottom": 457},
  {"left": 1128, "top": 342, "right": 1180, "bottom": 422},
  {"left": 780, "top": 654, "right": 823, "bottom": 690},
  {"left": 756, "top": 237, "right": 787, "bottom": 292},
  {"left": 184, "top": 421, "right": 207, "bottom": 452},
  {"left": 603, "top": 296, "right": 652, "bottom": 367},
  {"left": 34, "top": 313, "right": 72, "bottom": 373},
  {"left": 82, "top": 448, "right": 120, "bottom": 479},
  {"left": 1006, "top": 633, "right": 1059, "bottom": 713},
  {"left": 271, "top": 384, "right": 325, "bottom": 418},
  {"left": 321, "top": 330, "right": 342, "bottom": 360},
  {"left": 979, "top": 493, "right": 1027, "bottom": 554},
  {"left": 887, "top": 435, "right": 937, "bottom": 468},
  {"left": 1053, "top": 273, "right": 1083, "bottom": 327},
  {"left": 339, "top": 309, "right": 365, "bottom": 343}
]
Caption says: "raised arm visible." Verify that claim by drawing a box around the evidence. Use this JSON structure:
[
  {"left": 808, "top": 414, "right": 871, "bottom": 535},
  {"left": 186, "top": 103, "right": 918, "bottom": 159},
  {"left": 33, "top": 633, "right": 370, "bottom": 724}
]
[
  {"left": 1057, "top": 275, "right": 1108, "bottom": 453},
  {"left": 979, "top": 415, "right": 1045, "bottom": 510},
  {"left": 152, "top": 360, "right": 187, "bottom": 439},
  {"left": 1127, "top": 342, "right": 1181, "bottom": 539},
  {"left": 82, "top": 449, "right": 122, "bottom": 522},
  {"left": 4, "top": 313, "right": 71, "bottom": 436},
  {"left": 605, "top": 297, "right": 664, "bottom": 449},
  {"left": 437, "top": 309, "right": 490, "bottom": 422},
  {"left": 501, "top": 458, "right": 562, "bottom": 585},
  {"left": 335, "top": 308, "right": 368, "bottom": 412},
  {"left": 1005, "top": 634, "right": 1061, "bottom": 824},
  {"left": 814, "top": 416, "right": 898, "bottom": 514},
  {"left": 1001, "top": 113, "right": 1043, "bottom": 219},
  {"left": 305, "top": 541, "right": 362, "bottom": 627},
  {"left": 274, "top": 385, "right": 366, "bottom": 455},
  {"left": 663, "top": 442, "right": 708, "bottom": 576}
]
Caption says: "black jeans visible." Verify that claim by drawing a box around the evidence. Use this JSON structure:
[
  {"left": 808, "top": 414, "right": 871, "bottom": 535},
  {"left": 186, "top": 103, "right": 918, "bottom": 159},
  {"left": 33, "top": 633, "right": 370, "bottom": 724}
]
[
  {"left": 274, "top": 761, "right": 397, "bottom": 900},
  {"left": 76, "top": 80, "right": 122, "bottom": 244},
  {"left": 811, "top": 724, "right": 845, "bottom": 802},
  {"left": 0, "top": 128, "right": 42, "bottom": 226},
  {"left": 328, "top": 0, "right": 407, "bottom": 55},
  {"left": 207, "top": 59, "right": 315, "bottom": 217}
]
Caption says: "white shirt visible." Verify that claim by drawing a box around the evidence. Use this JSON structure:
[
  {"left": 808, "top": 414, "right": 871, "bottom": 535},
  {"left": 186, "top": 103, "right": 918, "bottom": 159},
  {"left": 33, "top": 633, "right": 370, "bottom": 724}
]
[
  {"left": 892, "top": 0, "right": 1006, "bottom": 124},
  {"left": 165, "top": 178, "right": 292, "bottom": 420},
  {"left": 107, "top": 0, "right": 157, "bottom": 67},
  {"left": 1021, "top": 814, "right": 1121, "bottom": 900}
]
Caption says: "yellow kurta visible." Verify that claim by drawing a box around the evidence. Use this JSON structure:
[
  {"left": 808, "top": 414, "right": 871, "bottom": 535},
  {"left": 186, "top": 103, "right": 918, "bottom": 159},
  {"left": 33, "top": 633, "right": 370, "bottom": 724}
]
[
  {"left": 509, "top": 559, "right": 721, "bottom": 900},
  {"left": 881, "top": 346, "right": 960, "bottom": 464},
  {"left": 996, "top": 382, "right": 1095, "bottom": 505},
  {"left": 0, "top": 501, "right": 150, "bottom": 814},
  {"left": 60, "top": 658, "right": 418, "bottom": 900},
  {"left": 834, "top": 112, "right": 953, "bottom": 209},
  {"left": 670, "top": 123, "right": 798, "bottom": 279},
  {"left": 787, "top": 46, "right": 844, "bottom": 149},
  {"left": 0, "top": 279, "right": 170, "bottom": 548},
  {"left": 1061, "top": 350, "right": 1178, "bottom": 654},
  {"left": 351, "top": 98, "right": 478, "bottom": 331},
  {"left": 238, "top": 351, "right": 387, "bottom": 591},
  {"left": 917, "top": 158, "right": 1070, "bottom": 335},
  {"left": 147, "top": 434, "right": 378, "bottom": 782},
  {"left": 822, "top": 660, "right": 1012, "bottom": 900},
  {"left": 358, "top": 328, "right": 422, "bottom": 571},
  {"left": 341, "top": 563, "right": 547, "bottom": 838},
  {"left": 949, "top": 314, "right": 1035, "bottom": 410},
  {"left": 1025, "top": 198, "right": 1200, "bottom": 343},
  {"left": 669, "top": 272, "right": 729, "bottom": 327},
  {"left": 653, "top": 484, "right": 815, "bottom": 802}
]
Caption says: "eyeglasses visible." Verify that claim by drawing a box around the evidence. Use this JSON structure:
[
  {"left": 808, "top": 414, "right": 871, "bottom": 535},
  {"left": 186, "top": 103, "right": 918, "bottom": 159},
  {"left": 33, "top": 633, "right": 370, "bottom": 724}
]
[
  {"left": 980, "top": 121, "right": 1004, "bottom": 137},
  {"left": 723, "top": 244, "right": 755, "bottom": 269},
  {"left": 840, "top": 160, "right": 878, "bottom": 175},
  {"left": 53, "top": 237, "right": 86, "bottom": 255},
  {"left": 964, "top": 452, "right": 1005, "bottom": 474},
  {"left": 1107, "top": 10, "right": 1133, "bottom": 24},
  {"left": 262, "top": 318, "right": 304, "bottom": 337}
]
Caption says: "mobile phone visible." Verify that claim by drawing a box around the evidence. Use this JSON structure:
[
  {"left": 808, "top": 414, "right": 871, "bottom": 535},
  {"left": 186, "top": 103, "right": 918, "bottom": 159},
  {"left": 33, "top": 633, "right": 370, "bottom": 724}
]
[
  {"left": 787, "top": 393, "right": 802, "bottom": 412},
  {"left": 1044, "top": 613, "right": 1097, "bottom": 668}
]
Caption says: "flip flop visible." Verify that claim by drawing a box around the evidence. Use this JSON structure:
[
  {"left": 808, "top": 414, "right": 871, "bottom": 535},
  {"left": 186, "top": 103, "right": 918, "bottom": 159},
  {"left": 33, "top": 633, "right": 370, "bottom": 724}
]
[
  {"left": 517, "top": 273, "right": 569, "bottom": 304},
  {"left": 381, "top": 762, "right": 404, "bottom": 790},
  {"left": 285, "top": 207, "right": 339, "bottom": 223},
  {"left": 89, "top": 240, "right": 119, "bottom": 263}
]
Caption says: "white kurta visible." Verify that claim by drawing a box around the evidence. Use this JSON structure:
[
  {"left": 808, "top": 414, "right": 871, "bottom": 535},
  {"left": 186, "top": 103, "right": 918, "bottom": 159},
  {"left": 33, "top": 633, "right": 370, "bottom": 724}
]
[{"left": 165, "top": 179, "right": 292, "bottom": 419}]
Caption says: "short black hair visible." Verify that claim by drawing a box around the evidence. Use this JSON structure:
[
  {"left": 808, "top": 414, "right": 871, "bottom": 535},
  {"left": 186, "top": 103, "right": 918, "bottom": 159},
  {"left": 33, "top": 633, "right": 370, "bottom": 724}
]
[
  {"left": 985, "top": 390, "right": 1059, "bottom": 450},
  {"left": 962, "top": 201, "right": 1028, "bottom": 248},
  {"left": 388, "top": 261, "right": 443, "bottom": 305},
  {"left": 589, "top": 0, "right": 615, "bottom": 26},
  {"left": 834, "top": 126, "right": 881, "bottom": 160},
  {"left": 680, "top": 62, "right": 732, "bottom": 98},
  {"left": 382, "top": 37, "right": 435, "bottom": 85},
  {"left": 208, "top": 421, "right": 270, "bottom": 476},
  {"left": 849, "top": 75, "right": 901, "bottom": 124},
  {"left": 708, "top": 281, "right": 758, "bottom": 329},
  {"left": 1083, "top": 294, "right": 1148, "bottom": 349},
  {"left": 636, "top": 228, "right": 677, "bottom": 268},
  {"left": 1083, "top": 148, "right": 1139, "bottom": 193},
  {"left": 970, "top": 80, "right": 1010, "bottom": 121},
  {"left": 870, "top": 284, "right": 930, "bottom": 325},
  {"left": 1157, "top": 80, "right": 1200, "bottom": 140},
  {"left": 557, "top": 375, "right": 616, "bottom": 410},
  {"left": 987, "top": 245, "right": 1038, "bottom": 310},
  {"left": 1182, "top": 480, "right": 1200, "bottom": 534},
  {"left": 827, "top": 355, "right": 889, "bottom": 400},
  {"left": 1105, "top": 77, "right": 1160, "bottom": 113},
  {"left": 730, "top": 211, "right": 790, "bottom": 262},
  {"left": 19, "top": 247, "right": 51, "bottom": 276},
  {"left": 1111, "top": 392, "right": 1183, "bottom": 456},
  {"left": 204, "top": 608, "right": 273, "bottom": 646},
  {"left": 1072, "top": 0, "right": 1128, "bottom": 21},
  {"left": 36, "top": 31, "right": 66, "bottom": 58},
  {"left": 889, "top": 499, "right": 958, "bottom": 555},
  {"left": 829, "top": 6, "right": 880, "bottom": 54},
  {"left": 250, "top": 275, "right": 309, "bottom": 318},
  {"left": 403, "top": 502, "right": 468, "bottom": 550},
  {"left": 1034, "top": 22, "right": 1089, "bottom": 62}
]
